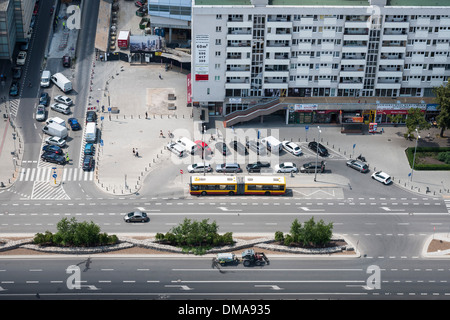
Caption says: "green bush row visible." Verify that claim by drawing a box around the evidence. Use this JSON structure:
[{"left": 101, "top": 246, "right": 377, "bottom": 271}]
[
  {"left": 275, "top": 217, "right": 333, "bottom": 248},
  {"left": 405, "top": 147, "right": 450, "bottom": 171},
  {"left": 33, "top": 218, "right": 119, "bottom": 247}
]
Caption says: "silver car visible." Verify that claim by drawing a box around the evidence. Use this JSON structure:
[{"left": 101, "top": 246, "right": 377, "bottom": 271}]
[
  {"left": 188, "top": 162, "right": 212, "bottom": 173},
  {"left": 346, "top": 159, "right": 369, "bottom": 173},
  {"left": 54, "top": 95, "right": 73, "bottom": 106},
  {"left": 35, "top": 105, "right": 46, "bottom": 122},
  {"left": 45, "top": 136, "right": 66, "bottom": 148},
  {"left": 124, "top": 210, "right": 149, "bottom": 223}
]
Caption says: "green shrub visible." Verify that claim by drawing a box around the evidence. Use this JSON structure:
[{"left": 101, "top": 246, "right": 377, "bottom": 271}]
[
  {"left": 274, "top": 231, "right": 284, "bottom": 242},
  {"left": 438, "top": 151, "right": 450, "bottom": 164},
  {"left": 284, "top": 234, "right": 294, "bottom": 246}
]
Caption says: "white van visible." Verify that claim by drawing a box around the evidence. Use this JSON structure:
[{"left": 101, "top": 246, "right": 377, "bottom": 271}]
[
  {"left": 40, "top": 70, "right": 51, "bottom": 87},
  {"left": 177, "top": 137, "right": 198, "bottom": 155},
  {"left": 167, "top": 142, "right": 185, "bottom": 157},
  {"left": 85, "top": 122, "right": 97, "bottom": 143},
  {"left": 46, "top": 117, "right": 66, "bottom": 127},
  {"left": 51, "top": 72, "right": 72, "bottom": 92},
  {"left": 261, "top": 136, "right": 282, "bottom": 154}
]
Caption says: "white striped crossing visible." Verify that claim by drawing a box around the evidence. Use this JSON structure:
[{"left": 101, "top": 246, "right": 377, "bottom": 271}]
[
  {"left": 30, "top": 181, "right": 70, "bottom": 200},
  {"left": 18, "top": 167, "right": 94, "bottom": 182},
  {"left": 445, "top": 200, "right": 450, "bottom": 214}
]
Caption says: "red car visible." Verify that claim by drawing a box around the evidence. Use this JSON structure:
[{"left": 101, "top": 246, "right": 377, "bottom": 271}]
[{"left": 33, "top": 3, "right": 39, "bottom": 15}]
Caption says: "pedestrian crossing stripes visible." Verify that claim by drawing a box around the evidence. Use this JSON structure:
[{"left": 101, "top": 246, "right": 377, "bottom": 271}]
[
  {"left": 445, "top": 200, "right": 450, "bottom": 214},
  {"left": 19, "top": 167, "right": 94, "bottom": 182},
  {"left": 30, "top": 181, "right": 70, "bottom": 200},
  {"left": 8, "top": 99, "right": 20, "bottom": 118}
]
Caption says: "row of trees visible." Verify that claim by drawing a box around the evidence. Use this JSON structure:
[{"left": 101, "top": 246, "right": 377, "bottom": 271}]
[
  {"left": 33, "top": 218, "right": 119, "bottom": 247},
  {"left": 275, "top": 217, "right": 333, "bottom": 247}
]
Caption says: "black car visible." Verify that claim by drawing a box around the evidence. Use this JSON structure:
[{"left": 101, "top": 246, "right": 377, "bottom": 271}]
[
  {"left": 231, "top": 140, "right": 248, "bottom": 155},
  {"left": 308, "top": 141, "right": 329, "bottom": 157},
  {"left": 300, "top": 161, "right": 325, "bottom": 173},
  {"left": 12, "top": 67, "right": 22, "bottom": 80},
  {"left": 62, "top": 55, "right": 71, "bottom": 68},
  {"left": 41, "top": 152, "right": 66, "bottom": 165},
  {"left": 39, "top": 92, "right": 49, "bottom": 106},
  {"left": 82, "top": 155, "right": 95, "bottom": 171},
  {"left": 9, "top": 81, "right": 19, "bottom": 96},
  {"left": 246, "top": 161, "right": 271, "bottom": 173},
  {"left": 215, "top": 142, "right": 229, "bottom": 156},
  {"left": 86, "top": 111, "right": 97, "bottom": 123},
  {"left": 42, "top": 145, "right": 63, "bottom": 155}
]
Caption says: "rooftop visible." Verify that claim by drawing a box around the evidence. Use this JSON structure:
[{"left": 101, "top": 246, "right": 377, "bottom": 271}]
[{"left": 194, "top": 0, "right": 450, "bottom": 6}]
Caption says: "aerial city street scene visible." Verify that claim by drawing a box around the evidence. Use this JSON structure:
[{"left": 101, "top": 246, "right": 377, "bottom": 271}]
[{"left": 0, "top": 0, "right": 450, "bottom": 307}]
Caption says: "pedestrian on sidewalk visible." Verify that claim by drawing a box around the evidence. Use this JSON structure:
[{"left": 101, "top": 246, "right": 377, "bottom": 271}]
[
  {"left": 145, "top": 111, "right": 148, "bottom": 119},
  {"left": 159, "top": 73, "right": 162, "bottom": 80},
  {"left": 160, "top": 130, "right": 164, "bottom": 138},
  {"left": 168, "top": 130, "right": 172, "bottom": 138},
  {"left": 133, "top": 148, "right": 135, "bottom": 156},
  {"left": 136, "top": 150, "right": 139, "bottom": 157}
]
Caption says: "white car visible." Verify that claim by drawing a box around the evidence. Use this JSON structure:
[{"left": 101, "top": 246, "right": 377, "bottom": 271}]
[
  {"left": 45, "top": 136, "right": 66, "bottom": 148},
  {"left": 282, "top": 141, "right": 302, "bottom": 156},
  {"left": 16, "top": 51, "right": 27, "bottom": 65},
  {"left": 274, "top": 162, "right": 298, "bottom": 173},
  {"left": 188, "top": 162, "right": 213, "bottom": 173},
  {"left": 54, "top": 95, "right": 73, "bottom": 106},
  {"left": 35, "top": 105, "right": 46, "bottom": 122},
  {"left": 371, "top": 171, "right": 392, "bottom": 185}
]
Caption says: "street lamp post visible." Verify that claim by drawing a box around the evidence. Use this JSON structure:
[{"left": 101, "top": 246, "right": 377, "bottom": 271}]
[
  {"left": 411, "top": 128, "right": 420, "bottom": 181},
  {"left": 314, "top": 126, "right": 321, "bottom": 182},
  {"left": 202, "top": 125, "right": 206, "bottom": 176}
]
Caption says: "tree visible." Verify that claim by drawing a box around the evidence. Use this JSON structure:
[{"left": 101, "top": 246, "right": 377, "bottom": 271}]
[
  {"left": 405, "top": 107, "right": 430, "bottom": 135},
  {"left": 433, "top": 82, "right": 450, "bottom": 137}
]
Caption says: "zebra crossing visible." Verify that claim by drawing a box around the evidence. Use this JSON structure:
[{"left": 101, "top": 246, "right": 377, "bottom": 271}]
[
  {"left": 18, "top": 167, "right": 94, "bottom": 182},
  {"left": 445, "top": 199, "right": 450, "bottom": 214},
  {"left": 8, "top": 98, "right": 20, "bottom": 118}
]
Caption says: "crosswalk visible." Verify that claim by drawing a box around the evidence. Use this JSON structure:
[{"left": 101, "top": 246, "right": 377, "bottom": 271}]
[
  {"left": 18, "top": 167, "right": 94, "bottom": 182},
  {"left": 445, "top": 199, "right": 450, "bottom": 214},
  {"left": 8, "top": 98, "right": 20, "bottom": 118},
  {"left": 30, "top": 181, "right": 70, "bottom": 200}
]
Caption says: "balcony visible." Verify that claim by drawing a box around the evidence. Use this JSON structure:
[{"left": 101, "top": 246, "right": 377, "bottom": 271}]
[
  {"left": 225, "top": 70, "right": 251, "bottom": 78},
  {"left": 433, "top": 55, "right": 450, "bottom": 64},
  {"left": 225, "top": 78, "right": 250, "bottom": 89},
  {"left": 338, "top": 79, "right": 363, "bottom": 89},
  {"left": 384, "top": 22, "right": 409, "bottom": 29},
  {"left": 376, "top": 78, "right": 401, "bottom": 89},
  {"left": 377, "top": 70, "right": 403, "bottom": 78},
  {"left": 339, "top": 69, "right": 365, "bottom": 78}
]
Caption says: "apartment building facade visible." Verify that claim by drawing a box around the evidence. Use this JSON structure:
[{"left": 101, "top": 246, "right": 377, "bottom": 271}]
[{"left": 191, "top": 0, "right": 450, "bottom": 126}]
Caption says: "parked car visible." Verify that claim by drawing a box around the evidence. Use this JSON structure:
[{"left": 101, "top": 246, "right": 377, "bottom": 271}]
[
  {"left": 308, "top": 141, "right": 329, "bottom": 157},
  {"left": 371, "top": 171, "right": 392, "bottom": 185},
  {"left": 215, "top": 142, "right": 229, "bottom": 156},
  {"left": 135, "top": 1, "right": 146, "bottom": 7},
  {"left": 45, "top": 136, "right": 66, "bottom": 148},
  {"left": 231, "top": 140, "right": 248, "bottom": 155},
  {"left": 246, "top": 161, "right": 271, "bottom": 173},
  {"left": 124, "top": 210, "right": 149, "bottom": 223},
  {"left": 300, "top": 161, "right": 325, "bottom": 173},
  {"left": 41, "top": 152, "right": 66, "bottom": 165},
  {"left": 86, "top": 111, "right": 97, "bottom": 123},
  {"left": 68, "top": 118, "right": 81, "bottom": 131},
  {"left": 62, "top": 55, "right": 71, "bottom": 68},
  {"left": 282, "top": 141, "right": 302, "bottom": 156},
  {"left": 82, "top": 155, "right": 95, "bottom": 171},
  {"left": 9, "top": 82, "right": 19, "bottom": 96},
  {"left": 35, "top": 105, "right": 46, "bottom": 121},
  {"left": 167, "top": 142, "right": 185, "bottom": 157},
  {"left": 12, "top": 67, "right": 22, "bottom": 80},
  {"left": 84, "top": 143, "right": 95, "bottom": 155},
  {"left": 274, "top": 162, "right": 298, "bottom": 173},
  {"left": 346, "top": 159, "right": 369, "bottom": 173},
  {"left": 51, "top": 103, "right": 70, "bottom": 115},
  {"left": 195, "top": 140, "right": 212, "bottom": 155},
  {"left": 188, "top": 162, "right": 213, "bottom": 173},
  {"left": 246, "top": 140, "right": 267, "bottom": 155},
  {"left": 39, "top": 92, "right": 49, "bottom": 106},
  {"left": 215, "top": 163, "right": 242, "bottom": 173},
  {"left": 54, "top": 94, "right": 73, "bottom": 106},
  {"left": 20, "top": 40, "right": 29, "bottom": 51},
  {"left": 16, "top": 51, "right": 27, "bottom": 65},
  {"left": 42, "top": 145, "right": 63, "bottom": 155}
]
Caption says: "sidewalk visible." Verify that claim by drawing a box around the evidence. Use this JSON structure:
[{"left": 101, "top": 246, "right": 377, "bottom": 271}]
[{"left": 0, "top": 111, "right": 23, "bottom": 190}]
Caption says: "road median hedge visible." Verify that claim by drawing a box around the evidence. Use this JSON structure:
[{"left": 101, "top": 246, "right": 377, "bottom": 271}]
[{"left": 405, "top": 147, "right": 450, "bottom": 171}]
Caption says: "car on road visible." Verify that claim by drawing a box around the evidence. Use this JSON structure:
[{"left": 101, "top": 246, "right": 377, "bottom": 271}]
[
  {"left": 346, "top": 159, "right": 369, "bottom": 173},
  {"left": 45, "top": 136, "right": 66, "bottom": 148},
  {"left": 188, "top": 162, "right": 213, "bottom": 173},
  {"left": 35, "top": 105, "right": 46, "bottom": 122},
  {"left": 54, "top": 95, "right": 73, "bottom": 106},
  {"left": 246, "top": 161, "right": 271, "bottom": 173},
  {"left": 82, "top": 155, "right": 95, "bottom": 171},
  {"left": 84, "top": 143, "right": 95, "bottom": 155},
  {"left": 231, "top": 140, "right": 248, "bottom": 155},
  {"left": 124, "top": 210, "right": 149, "bottom": 223},
  {"left": 215, "top": 142, "right": 229, "bottom": 156},
  {"left": 9, "top": 81, "right": 19, "bottom": 96},
  {"left": 216, "top": 163, "right": 242, "bottom": 173},
  {"left": 41, "top": 152, "right": 66, "bottom": 165},
  {"left": 39, "top": 92, "right": 49, "bottom": 106},
  {"left": 300, "top": 161, "right": 325, "bottom": 173},
  {"left": 16, "top": 51, "right": 27, "bottom": 65},
  {"left": 282, "top": 141, "right": 302, "bottom": 156},
  {"left": 62, "top": 55, "right": 71, "bottom": 68},
  {"left": 42, "top": 145, "right": 63, "bottom": 155},
  {"left": 308, "top": 141, "right": 329, "bottom": 157},
  {"left": 371, "top": 171, "right": 392, "bottom": 185},
  {"left": 274, "top": 162, "right": 298, "bottom": 173},
  {"left": 86, "top": 111, "right": 97, "bottom": 123},
  {"left": 68, "top": 118, "right": 81, "bottom": 131},
  {"left": 20, "top": 40, "right": 29, "bottom": 51},
  {"left": 12, "top": 67, "right": 22, "bottom": 80}
]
